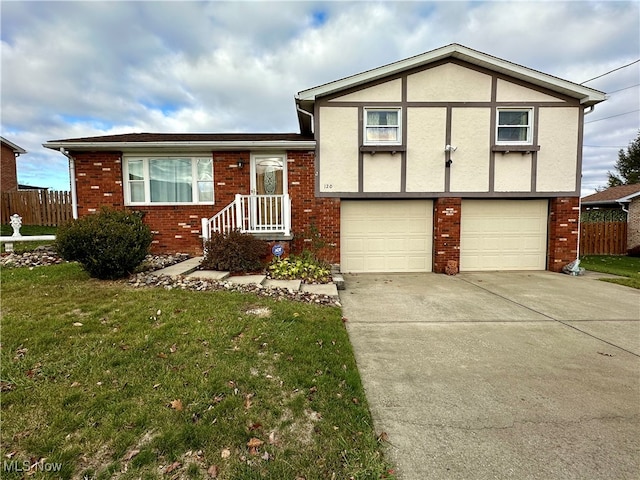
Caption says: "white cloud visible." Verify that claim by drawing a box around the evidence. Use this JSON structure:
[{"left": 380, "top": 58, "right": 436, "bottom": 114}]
[{"left": 1, "top": 0, "right": 638, "bottom": 194}]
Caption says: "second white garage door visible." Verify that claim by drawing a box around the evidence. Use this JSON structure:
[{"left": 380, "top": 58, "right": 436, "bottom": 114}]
[
  {"left": 341, "top": 200, "right": 433, "bottom": 273},
  {"left": 460, "top": 199, "right": 548, "bottom": 271}
]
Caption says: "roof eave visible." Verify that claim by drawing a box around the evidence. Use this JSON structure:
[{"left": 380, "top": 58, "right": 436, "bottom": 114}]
[
  {"left": 43, "top": 140, "right": 316, "bottom": 152},
  {"left": 581, "top": 200, "right": 621, "bottom": 206},
  {"left": 617, "top": 191, "right": 640, "bottom": 203},
  {"left": 1, "top": 136, "right": 27, "bottom": 154}
]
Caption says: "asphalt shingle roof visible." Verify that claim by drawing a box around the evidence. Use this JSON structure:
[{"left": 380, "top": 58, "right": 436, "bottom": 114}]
[
  {"left": 582, "top": 183, "right": 640, "bottom": 204},
  {"left": 49, "top": 132, "right": 314, "bottom": 143}
]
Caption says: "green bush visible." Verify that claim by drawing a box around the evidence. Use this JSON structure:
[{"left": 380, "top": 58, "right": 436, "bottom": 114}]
[
  {"left": 201, "top": 230, "right": 268, "bottom": 272},
  {"left": 55, "top": 209, "right": 153, "bottom": 280},
  {"left": 267, "top": 252, "right": 331, "bottom": 283}
]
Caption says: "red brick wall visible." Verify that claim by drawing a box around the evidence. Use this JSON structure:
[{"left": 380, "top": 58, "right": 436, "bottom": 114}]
[
  {"left": 548, "top": 197, "right": 580, "bottom": 272},
  {"left": 287, "top": 151, "right": 340, "bottom": 264},
  {"left": 71, "top": 150, "right": 341, "bottom": 260},
  {"left": 72, "top": 151, "right": 251, "bottom": 255},
  {"left": 1, "top": 143, "right": 19, "bottom": 192},
  {"left": 433, "top": 197, "right": 461, "bottom": 274},
  {"left": 212, "top": 152, "right": 251, "bottom": 205},
  {"left": 73, "top": 151, "right": 124, "bottom": 215}
]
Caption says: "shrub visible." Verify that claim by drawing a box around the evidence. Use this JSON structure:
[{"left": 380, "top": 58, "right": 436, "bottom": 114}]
[
  {"left": 201, "top": 230, "right": 268, "bottom": 272},
  {"left": 267, "top": 252, "right": 331, "bottom": 283},
  {"left": 55, "top": 209, "right": 153, "bottom": 280}
]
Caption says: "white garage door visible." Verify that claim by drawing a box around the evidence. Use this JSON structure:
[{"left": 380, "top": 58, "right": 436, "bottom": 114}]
[
  {"left": 341, "top": 200, "right": 433, "bottom": 273},
  {"left": 460, "top": 200, "right": 548, "bottom": 271}
]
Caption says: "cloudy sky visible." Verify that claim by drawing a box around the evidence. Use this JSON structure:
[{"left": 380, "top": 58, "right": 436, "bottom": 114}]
[{"left": 1, "top": 0, "right": 639, "bottom": 195}]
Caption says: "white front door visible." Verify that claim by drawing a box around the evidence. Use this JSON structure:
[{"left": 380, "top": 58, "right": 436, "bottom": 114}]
[
  {"left": 249, "top": 154, "right": 287, "bottom": 230},
  {"left": 250, "top": 154, "right": 287, "bottom": 196}
]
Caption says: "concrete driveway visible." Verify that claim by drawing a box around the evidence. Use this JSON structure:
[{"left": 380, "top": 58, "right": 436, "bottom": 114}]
[{"left": 340, "top": 271, "right": 640, "bottom": 480}]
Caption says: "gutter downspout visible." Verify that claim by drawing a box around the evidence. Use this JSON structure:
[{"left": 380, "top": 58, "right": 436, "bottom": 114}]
[
  {"left": 60, "top": 148, "right": 78, "bottom": 219},
  {"left": 575, "top": 104, "right": 600, "bottom": 260},
  {"left": 296, "top": 102, "right": 314, "bottom": 135},
  {"left": 575, "top": 105, "right": 595, "bottom": 262},
  {"left": 618, "top": 201, "right": 629, "bottom": 214}
]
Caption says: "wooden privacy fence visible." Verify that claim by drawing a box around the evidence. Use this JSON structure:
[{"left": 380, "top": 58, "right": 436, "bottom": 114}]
[
  {"left": 580, "top": 221, "right": 627, "bottom": 255},
  {"left": 1, "top": 190, "right": 73, "bottom": 226}
]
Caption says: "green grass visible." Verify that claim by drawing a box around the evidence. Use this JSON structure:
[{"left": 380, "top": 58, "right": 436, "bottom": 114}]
[
  {"left": 579, "top": 255, "right": 640, "bottom": 289},
  {"left": 1, "top": 224, "right": 57, "bottom": 253},
  {"left": 0, "top": 224, "right": 57, "bottom": 236},
  {"left": 0, "top": 263, "right": 395, "bottom": 479}
]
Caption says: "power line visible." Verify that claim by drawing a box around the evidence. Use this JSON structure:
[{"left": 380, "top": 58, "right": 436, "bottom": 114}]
[
  {"left": 583, "top": 145, "right": 627, "bottom": 148},
  {"left": 584, "top": 109, "right": 640, "bottom": 124},
  {"left": 580, "top": 59, "right": 640, "bottom": 84},
  {"left": 608, "top": 83, "right": 640, "bottom": 94}
]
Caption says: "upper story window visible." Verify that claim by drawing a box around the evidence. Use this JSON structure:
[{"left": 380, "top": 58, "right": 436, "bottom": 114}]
[
  {"left": 496, "top": 108, "right": 533, "bottom": 145},
  {"left": 364, "top": 108, "right": 401, "bottom": 145},
  {"left": 124, "top": 156, "right": 214, "bottom": 205}
]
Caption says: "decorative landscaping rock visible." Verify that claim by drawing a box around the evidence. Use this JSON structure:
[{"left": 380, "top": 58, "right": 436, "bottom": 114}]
[
  {"left": 127, "top": 272, "right": 341, "bottom": 307},
  {"left": 0, "top": 246, "right": 64, "bottom": 269},
  {"left": 0, "top": 248, "right": 190, "bottom": 273}
]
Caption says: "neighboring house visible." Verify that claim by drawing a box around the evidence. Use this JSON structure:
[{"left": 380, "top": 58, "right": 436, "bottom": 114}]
[
  {"left": 44, "top": 44, "right": 605, "bottom": 273},
  {"left": 1, "top": 136, "right": 26, "bottom": 192},
  {"left": 17, "top": 184, "right": 49, "bottom": 191},
  {"left": 582, "top": 183, "right": 640, "bottom": 251}
]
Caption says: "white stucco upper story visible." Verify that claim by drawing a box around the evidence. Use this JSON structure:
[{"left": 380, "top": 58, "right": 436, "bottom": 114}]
[{"left": 296, "top": 44, "right": 605, "bottom": 198}]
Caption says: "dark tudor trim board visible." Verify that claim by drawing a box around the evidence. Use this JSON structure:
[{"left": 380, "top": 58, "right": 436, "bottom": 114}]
[{"left": 313, "top": 58, "right": 584, "bottom": 199}]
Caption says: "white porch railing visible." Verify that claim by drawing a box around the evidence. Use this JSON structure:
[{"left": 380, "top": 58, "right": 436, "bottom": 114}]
[{"left": 201, "top": 194, "right": 291, "bottom": 242}]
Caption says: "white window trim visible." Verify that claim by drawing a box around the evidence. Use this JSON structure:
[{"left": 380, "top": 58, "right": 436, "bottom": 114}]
[
  {"left": 363, "top": 107, "right": 402, "bottom": 146},
  {"left": 123, "top": 155, "right": 215, "bottom": 206},
  {"left": 496, "top": 107, "right": 534, "bottom": 145}
]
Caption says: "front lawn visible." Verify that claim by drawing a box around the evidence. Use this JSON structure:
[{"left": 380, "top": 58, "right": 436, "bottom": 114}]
[
  {"left": 579, "top": 255, "right": 640, "bottom": 289},
  {"left": 0, "top": 263, "right": 394, "bottom": 479}
]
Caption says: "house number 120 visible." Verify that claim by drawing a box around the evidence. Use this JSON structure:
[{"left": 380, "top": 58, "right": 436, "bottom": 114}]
[{"left": 323, "top": 184, "right": 333, "bottom": 189}]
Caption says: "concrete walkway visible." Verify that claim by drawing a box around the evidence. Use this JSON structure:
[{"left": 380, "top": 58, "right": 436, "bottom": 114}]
[
  {"left": 152, "top": 256, "right": 339, "bottom": 297},
  {"left": 341, "top": 271, "right": 640, "bottom": 480}
]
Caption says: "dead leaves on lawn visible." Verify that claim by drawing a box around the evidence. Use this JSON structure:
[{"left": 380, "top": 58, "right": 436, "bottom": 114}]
[
  {"left": 207, "top": 464, "right": 219, "bottom": 477},
  {"left": 164, "top": 460, "right": 181, "bottom": 474},
  {"left": 122, "top": 448, "right": 140, "bottom": 461},
  {"left": 0, "top": 380, "right": 15, "bottom": 392},
  {"left": 246, "top": 437, "right": 264, "bottom": 455},
  {"left": 13, "top": 346, "right": 28, "bottom": 360}
]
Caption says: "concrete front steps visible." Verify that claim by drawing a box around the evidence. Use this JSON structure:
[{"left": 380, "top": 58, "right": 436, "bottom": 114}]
[{"left": 153, "top": 256, "right": 339, "bottom": 298}]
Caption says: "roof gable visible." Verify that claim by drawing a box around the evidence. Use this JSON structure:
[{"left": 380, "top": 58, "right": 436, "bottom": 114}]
[{"left": 296, "top": 44, "right": 605, "bottom": 106}]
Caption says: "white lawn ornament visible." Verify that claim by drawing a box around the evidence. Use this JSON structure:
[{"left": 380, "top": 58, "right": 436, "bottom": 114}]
[{"left": 9, "top": 214, "right": 22, "bottom": 237}]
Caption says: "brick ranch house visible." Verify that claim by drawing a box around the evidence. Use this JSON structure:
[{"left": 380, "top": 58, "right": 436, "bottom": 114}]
[{"left": 44, "top": 44, "right": 605, "bottom": 273}]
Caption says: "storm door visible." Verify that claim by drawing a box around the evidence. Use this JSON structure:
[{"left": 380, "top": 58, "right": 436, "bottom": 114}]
[{"left": 249, "top": 154, "right": 287, "bottom": 231}]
